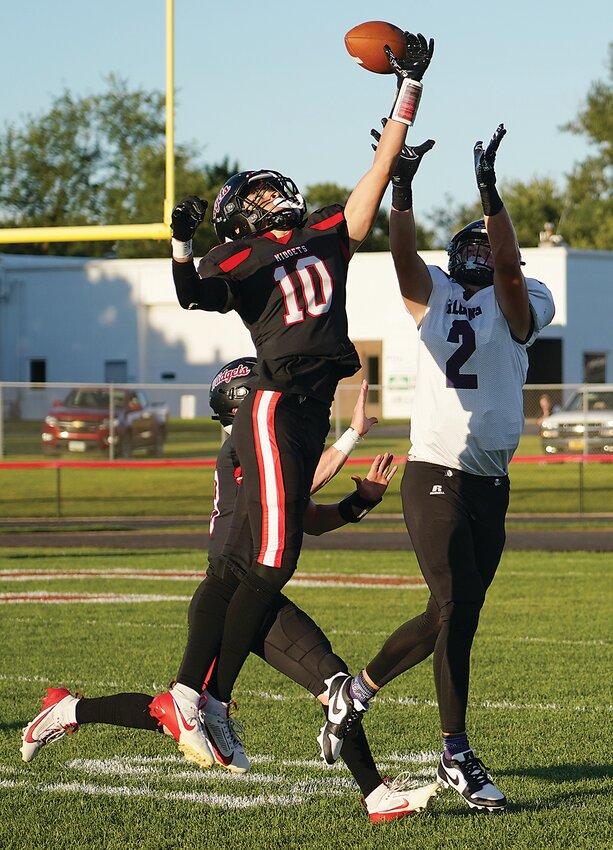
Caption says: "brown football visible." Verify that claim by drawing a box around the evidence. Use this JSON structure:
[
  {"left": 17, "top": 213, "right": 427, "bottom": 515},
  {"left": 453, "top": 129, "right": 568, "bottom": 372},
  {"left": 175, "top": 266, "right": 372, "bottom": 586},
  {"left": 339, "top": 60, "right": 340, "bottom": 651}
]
[{"left": 344, "top": 21, "right": 407, "bottom": 74}]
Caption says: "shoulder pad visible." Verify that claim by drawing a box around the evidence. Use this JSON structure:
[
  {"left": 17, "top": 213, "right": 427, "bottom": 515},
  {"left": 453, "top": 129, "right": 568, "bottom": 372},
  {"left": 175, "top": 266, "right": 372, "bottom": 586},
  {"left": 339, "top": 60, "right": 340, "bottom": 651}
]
[{"left": 305, "top": 204, "right": 346, "bottom": 231}]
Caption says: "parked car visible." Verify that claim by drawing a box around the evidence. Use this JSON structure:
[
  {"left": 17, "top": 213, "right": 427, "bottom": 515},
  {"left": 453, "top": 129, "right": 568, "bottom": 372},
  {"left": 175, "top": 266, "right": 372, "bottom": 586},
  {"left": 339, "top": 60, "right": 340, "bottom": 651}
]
[
  {"left": 540, "top": 388, "right": 613, "bottom": 454},
  {"left": 41, "top": 387, "right": 168, "bottom": 457}
]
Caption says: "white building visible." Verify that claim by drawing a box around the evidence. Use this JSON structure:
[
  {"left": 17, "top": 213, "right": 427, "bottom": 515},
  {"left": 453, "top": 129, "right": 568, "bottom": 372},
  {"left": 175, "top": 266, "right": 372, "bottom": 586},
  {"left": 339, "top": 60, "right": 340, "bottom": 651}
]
[{"left": 0, "top": 245, "right": 611, "bottom": 419}]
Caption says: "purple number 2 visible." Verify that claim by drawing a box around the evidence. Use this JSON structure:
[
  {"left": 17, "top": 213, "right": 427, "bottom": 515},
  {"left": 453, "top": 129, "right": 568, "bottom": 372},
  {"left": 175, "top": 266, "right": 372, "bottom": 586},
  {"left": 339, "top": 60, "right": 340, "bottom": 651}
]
[{"left": 445, "top": 320, "right": 477, "bottom": 389}]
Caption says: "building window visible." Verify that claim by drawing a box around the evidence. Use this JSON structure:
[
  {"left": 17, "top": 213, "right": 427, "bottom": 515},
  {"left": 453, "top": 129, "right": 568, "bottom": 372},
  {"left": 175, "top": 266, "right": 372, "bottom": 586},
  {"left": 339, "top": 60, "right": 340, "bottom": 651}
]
[
  {"left": 104, "top": 360, "right": 128, "bottom": 383},
  {"left": 583, "top": 353, "right": 606, "bottom": 384},
  {"left": 30, "top": 358, "right": 46, "bottom": 384}
]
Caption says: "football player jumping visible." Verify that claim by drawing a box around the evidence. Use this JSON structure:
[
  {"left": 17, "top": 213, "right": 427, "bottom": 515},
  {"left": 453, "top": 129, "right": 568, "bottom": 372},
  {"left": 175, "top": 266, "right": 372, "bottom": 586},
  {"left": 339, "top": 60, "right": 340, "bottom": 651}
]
[
  {"left": 159, "top": 29, "right": 434, "bottom": 780},
  {"left": 20, "top": 360, "right": 440, "bottom": 822},
  {"left": 319, "top": 123, "right": 555, "bottom": 812}
]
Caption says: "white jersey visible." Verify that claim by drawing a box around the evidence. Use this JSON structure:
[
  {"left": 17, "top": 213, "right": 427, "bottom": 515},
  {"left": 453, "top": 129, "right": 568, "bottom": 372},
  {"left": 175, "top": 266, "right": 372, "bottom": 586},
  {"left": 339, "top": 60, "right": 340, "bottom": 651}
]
[{"left": 408, "top": 266, "right": 555, "bottom": 476}]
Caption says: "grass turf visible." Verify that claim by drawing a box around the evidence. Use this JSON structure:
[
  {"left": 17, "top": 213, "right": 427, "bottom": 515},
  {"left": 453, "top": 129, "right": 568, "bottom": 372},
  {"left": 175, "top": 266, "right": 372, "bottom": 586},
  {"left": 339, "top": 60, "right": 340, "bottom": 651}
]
[{"left": 0, "top": 547, "right": 611, "bottom": 849}]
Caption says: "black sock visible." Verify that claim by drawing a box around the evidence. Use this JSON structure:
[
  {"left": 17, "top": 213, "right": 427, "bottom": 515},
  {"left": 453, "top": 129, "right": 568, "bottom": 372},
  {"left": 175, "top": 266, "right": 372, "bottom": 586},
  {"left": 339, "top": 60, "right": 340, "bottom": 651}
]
[{"left": 76, "top": 693, "right": 160, "bottom": 731}]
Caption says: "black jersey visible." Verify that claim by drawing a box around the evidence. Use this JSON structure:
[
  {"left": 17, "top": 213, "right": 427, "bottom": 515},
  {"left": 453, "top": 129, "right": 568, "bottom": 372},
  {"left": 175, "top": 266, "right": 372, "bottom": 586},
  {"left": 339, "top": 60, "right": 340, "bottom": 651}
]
[{"left": 196, "top": 205, "right": 360, "bottom": 405}]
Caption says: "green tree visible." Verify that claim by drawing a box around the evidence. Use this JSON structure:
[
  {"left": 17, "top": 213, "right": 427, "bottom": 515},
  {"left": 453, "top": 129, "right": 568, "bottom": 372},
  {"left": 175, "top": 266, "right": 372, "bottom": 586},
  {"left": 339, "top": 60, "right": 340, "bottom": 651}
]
[
  {"left": 559, "top": 43, "right": 613, "bottom": 248},
  {"left": 0, "top": 76, "right": 235, "bottom": 258},
  {"left": 305, "top": 181, "right": 435, "bottom": 252}
]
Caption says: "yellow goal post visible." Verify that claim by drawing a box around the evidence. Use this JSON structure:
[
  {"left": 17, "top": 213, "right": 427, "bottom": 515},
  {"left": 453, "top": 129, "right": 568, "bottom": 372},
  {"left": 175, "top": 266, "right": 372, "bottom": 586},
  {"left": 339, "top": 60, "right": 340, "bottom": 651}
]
[{"left": 0, "top": 0, "right": 175, "bottom": 245}]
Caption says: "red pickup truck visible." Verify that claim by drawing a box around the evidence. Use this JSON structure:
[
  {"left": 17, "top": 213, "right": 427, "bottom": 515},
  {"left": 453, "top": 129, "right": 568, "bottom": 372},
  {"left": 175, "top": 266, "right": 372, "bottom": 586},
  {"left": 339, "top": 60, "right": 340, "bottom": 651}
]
[{"left": 41, "top": 387, "right": 168, "bottom": 457}]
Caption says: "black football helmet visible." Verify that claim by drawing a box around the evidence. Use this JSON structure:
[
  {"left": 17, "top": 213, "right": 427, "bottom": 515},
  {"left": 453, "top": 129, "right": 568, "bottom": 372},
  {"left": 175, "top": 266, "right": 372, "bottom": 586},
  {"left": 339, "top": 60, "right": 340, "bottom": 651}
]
[
  {"left": 212, "top": 170, "right": 306, "bottom": 242},
  {"left": 209, "top": 357, "right": 257, "bottom": 428},
  {"left": 448, "top": 219, "right": 494, "bottom": 288}
]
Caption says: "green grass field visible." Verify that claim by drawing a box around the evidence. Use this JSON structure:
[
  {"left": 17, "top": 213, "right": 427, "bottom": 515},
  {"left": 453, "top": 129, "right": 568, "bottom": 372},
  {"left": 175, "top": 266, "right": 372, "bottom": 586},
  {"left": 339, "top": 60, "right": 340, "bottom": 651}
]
[{"left": 0, "top": 546, "right": 611, "bottom": 849}]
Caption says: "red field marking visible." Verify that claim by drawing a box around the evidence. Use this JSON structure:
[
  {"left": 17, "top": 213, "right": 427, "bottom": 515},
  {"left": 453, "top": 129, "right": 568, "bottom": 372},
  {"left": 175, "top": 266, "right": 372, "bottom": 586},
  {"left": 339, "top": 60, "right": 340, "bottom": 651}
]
[{"left": 1, "top": 454, "right": 612, "bottom": 471}]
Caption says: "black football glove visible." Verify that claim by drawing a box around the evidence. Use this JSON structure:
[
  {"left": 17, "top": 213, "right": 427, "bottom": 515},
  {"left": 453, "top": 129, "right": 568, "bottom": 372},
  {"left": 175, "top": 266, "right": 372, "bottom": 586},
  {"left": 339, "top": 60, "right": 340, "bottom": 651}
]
[
  {"left": 171, "top": 195, "right": 208, "bottom": 242},
  {"left": 474, "top": 124, "right": 506, "bottom": 215},
  {"left": 385, "top": 32, "right": 434, "bottom": 85},
  {"left": 371, "top": 119, "right": 435, "bottom": 210}
]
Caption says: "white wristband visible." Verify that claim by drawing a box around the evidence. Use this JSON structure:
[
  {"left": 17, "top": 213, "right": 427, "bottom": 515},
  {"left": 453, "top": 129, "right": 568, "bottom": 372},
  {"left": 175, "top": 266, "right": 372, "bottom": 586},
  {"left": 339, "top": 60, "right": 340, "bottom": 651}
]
[
  {"left": 390, "top": 78, "right": 422, "bottom": 126},
  {"left": 172, "top": 238, "right": 193, "bottom": 259},
  {"left": 332, "top": 427, "right": 362, "bottom": 457}
]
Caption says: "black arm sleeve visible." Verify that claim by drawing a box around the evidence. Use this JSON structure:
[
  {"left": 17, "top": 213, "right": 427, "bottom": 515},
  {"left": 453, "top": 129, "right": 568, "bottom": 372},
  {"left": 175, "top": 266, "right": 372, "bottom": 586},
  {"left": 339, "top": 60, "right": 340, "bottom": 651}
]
[{"left": 172, "top": 259, "right": 233, "bottom": 313}]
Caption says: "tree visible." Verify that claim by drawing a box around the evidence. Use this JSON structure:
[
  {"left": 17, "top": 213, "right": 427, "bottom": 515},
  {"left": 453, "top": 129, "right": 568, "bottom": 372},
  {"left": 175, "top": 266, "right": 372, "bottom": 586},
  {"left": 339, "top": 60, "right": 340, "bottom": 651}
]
[
  {"left": 0, "top": 76, "right": 235, "bottom": 258},
  {"left": 305, "top": 182, "right": 436, "bottom": 252},
  {"left": 558, "top": 43, "right": 613, "bottom": 249}
]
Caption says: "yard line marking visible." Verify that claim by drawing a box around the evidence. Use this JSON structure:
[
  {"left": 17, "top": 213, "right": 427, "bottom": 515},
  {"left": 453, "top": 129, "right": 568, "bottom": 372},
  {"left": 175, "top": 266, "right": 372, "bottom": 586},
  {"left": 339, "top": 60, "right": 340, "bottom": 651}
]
[
  {"left": 7, "top": 676, "right": 611, "bottom": 713},
  {"left": 517, "top": 636, "right": 610, "bottom": 647},
  {"left": 0, "top": 778, "right": 304, "bottom": 808},
  {"left": 67, "top": 758, "right": 285, "bottom": 784},
  {"left": 0, "top": 568, "right": 424, "bottom": 589},
  {"left": 0, "top": 592, "right": 193, "bottom": 604}
]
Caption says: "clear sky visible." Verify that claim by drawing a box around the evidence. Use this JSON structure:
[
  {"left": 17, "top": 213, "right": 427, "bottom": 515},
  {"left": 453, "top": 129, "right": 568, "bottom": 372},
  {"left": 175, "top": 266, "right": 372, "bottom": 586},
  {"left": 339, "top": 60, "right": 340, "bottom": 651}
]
[{"left": 3, "top": 0, "right": 611, "bottom": 223}]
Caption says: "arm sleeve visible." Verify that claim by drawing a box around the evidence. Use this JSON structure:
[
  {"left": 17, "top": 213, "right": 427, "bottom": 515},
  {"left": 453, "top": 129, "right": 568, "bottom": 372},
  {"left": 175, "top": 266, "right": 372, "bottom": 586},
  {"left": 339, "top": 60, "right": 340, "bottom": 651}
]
[{"left": 172, "top": 259, "right": 234, "bottom": 313}]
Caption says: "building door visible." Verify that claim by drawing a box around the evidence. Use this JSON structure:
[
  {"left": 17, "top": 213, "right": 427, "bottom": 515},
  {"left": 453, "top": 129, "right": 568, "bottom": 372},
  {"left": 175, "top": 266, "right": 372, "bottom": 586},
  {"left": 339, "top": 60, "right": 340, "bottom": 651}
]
[{"left": 335, "top": 339, "right": 383, "bottom": 421}]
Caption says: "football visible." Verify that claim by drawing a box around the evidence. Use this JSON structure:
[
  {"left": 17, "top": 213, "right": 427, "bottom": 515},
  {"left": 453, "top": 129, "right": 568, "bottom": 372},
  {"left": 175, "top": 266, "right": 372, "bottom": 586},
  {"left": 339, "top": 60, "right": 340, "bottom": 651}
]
[{"left": 344, "top": 21, "right": 407, "bottom": 74}]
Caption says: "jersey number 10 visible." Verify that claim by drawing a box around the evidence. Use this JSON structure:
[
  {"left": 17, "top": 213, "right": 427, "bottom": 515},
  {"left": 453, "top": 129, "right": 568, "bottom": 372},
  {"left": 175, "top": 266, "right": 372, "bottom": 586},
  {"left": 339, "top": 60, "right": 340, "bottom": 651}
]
[{"left": 274, "top": 255, "right": 333, "bottom": 326}]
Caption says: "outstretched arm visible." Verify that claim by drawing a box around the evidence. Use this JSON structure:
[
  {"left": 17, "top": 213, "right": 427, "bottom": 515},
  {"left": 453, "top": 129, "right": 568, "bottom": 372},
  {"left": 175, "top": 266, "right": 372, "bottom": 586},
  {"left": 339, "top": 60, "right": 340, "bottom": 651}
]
[
  {"left": 310, "top": 380, "right": 378, "bottom": 494},
  {"left": 375, "top": 129, "right": 435, "bottom": 324},
  {"left": 304, "top": 453, "right": 398, "bottom": 535},
  {"left": 474, "top": 125, "right": 532, "bottom": 340},
  {"left": 344, "top": 32, "right": 434, "bottom": 256}
]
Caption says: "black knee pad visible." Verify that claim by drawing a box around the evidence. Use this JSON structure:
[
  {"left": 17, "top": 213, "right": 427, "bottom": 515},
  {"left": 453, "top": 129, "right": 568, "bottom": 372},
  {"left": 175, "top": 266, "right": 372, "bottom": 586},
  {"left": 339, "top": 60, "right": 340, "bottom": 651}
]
[{"left": 264, "top": 603, "right": 347, "bottom": 685}]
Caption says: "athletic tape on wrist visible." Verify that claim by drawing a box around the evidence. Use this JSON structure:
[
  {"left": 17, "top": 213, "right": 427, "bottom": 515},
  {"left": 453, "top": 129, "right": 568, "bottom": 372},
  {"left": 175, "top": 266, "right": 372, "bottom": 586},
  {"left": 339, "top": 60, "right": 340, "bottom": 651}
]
[
  {"left": 338, "top": 489, "right": 382, "bottom": 523},
  {"left": 171, "top": 238, "right": 193, "bottom": 259},
  {"left": 332, "top": 427, "right": 362, "bottom": 457},
  {"left": 390, "top": 78, "right": 422, "bottom": 126}
]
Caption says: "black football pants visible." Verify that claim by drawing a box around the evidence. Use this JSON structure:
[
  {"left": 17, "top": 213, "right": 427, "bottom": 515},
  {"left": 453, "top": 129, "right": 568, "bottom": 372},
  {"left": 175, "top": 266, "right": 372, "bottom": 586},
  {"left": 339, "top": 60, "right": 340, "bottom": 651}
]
[
  {"left": 366, "top": 460, "right": 509, "bottom": 734},
  {"left": 213, "top": 390, "right": 330, "bottom": 702}
]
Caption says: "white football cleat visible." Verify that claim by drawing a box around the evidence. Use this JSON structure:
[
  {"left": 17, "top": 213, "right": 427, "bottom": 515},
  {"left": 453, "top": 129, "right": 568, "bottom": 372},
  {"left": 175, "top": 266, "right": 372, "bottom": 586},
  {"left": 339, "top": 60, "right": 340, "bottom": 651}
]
[
  {"left": 149, "top": 686, "right": 214, "bottom": 769},
  {"left": 199, "top": 691, "right": 250, "bottom": 774},
  {"left": 21, "top": 687, "right": 80, "bottom": 762},
  {"left": 362, "top": 775, "right": 441, "bottom": 823},
  {"left": 437, "top": 749, "right": 507, "bottom": 811}
]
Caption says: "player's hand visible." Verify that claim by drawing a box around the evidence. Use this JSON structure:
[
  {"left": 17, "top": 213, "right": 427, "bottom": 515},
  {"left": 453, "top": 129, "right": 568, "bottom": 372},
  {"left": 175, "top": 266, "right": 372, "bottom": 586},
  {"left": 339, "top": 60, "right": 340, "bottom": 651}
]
[
  {"left": 352, "top": 453, "right": 398, "bottom": 502},
  {"left": 372, "top": 119, "right": 435, "bottom": 188},
  {"left": 474, "top": 124, "right": 506, "bottom": 189},
  {"left": 171, "top": 196, "right": 208, "bottom": 241},
  {"left": 350, "top": 380, "right": 378, "bottom": 437},
  {"left": 385, "top": 32, "right": 434, "bottom": 84}
]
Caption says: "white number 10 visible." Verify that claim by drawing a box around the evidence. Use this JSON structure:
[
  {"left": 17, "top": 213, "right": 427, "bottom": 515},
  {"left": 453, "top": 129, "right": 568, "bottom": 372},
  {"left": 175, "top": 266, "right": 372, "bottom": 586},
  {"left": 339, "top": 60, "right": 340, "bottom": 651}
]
[{"left": 274, "top": 255, "right": 333, "bottom": 326}]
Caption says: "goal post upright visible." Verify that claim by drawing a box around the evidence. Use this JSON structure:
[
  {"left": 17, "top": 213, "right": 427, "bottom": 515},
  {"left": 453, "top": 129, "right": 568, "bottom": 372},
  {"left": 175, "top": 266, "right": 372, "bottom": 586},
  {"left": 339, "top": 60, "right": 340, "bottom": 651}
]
[{"left": 0, "top": 0, "right": 176, "bottom": 246}]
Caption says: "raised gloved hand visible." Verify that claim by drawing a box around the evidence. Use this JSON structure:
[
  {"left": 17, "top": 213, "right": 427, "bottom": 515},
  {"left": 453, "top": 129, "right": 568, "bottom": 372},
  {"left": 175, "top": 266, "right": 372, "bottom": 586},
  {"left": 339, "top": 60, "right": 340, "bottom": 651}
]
[
  {"left": 371, "top": 119, "right": 435, "bottom": 210},
  {"left": 474, "top": 124, "right": 506, "bottom": 216},
  {"left": 385, "top": 32, "right": 434, "bottom": 84},
  {"left": 171, "top": 196, "right": 208, "bottom": 242}
]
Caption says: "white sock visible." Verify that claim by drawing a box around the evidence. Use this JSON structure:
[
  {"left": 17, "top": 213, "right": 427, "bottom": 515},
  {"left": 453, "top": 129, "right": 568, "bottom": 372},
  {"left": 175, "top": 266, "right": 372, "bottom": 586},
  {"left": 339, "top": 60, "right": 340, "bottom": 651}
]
[
  {"left": 171, "top": 683, "right": 200, "bottom": 704},
  {"left": 62, "top": 694, "right": 79, "bottom": 725},
  {"left": 364, "top": 782, "right": 387, "bottom": 810}
]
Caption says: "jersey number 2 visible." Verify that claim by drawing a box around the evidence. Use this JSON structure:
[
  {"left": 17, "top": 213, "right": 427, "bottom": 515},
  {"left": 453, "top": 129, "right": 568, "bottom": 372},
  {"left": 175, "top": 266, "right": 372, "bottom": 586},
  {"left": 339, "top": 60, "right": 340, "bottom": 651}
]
[
  {"left": 274, "top": 255, "right": 333, "bottom": 325},
  {"left": 445, "top": 320, "right": 477, "bottom": 389}
]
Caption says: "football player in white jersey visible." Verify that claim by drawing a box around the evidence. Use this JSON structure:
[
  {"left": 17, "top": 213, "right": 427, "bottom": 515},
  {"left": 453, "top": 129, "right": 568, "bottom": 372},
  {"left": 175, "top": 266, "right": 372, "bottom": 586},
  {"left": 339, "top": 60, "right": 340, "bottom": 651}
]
[{"left": 319, "top": 124, "right": 555, "bottom": 812}]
